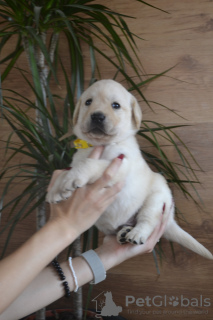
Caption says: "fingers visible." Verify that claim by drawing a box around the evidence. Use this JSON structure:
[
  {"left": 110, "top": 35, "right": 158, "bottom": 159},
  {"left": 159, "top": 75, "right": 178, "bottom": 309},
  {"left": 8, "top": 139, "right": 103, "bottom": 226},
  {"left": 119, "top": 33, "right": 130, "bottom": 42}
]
[
  {"left": 98, "top": 180, "right": 125, "bottom": 206},
  {"left": 93, "top": 157, "right": 123, "bottom": 191},
  {"left": 158, "top": 212, "right": 170, "bottom": 237},
  {"left": 88, "top": 146, "right": 104, "bottom": 159},
  {"left": 147, "top": 219, "right": 163, "bottom": 244},
  {"left": 47, "top": 170, "right": 63, "bottom": 192},
  {"left": 144, "top": 213, "right": 170, "bottom": 253},
  {"left": 47, "top": 146, "right": 104, "bottom": 192}
]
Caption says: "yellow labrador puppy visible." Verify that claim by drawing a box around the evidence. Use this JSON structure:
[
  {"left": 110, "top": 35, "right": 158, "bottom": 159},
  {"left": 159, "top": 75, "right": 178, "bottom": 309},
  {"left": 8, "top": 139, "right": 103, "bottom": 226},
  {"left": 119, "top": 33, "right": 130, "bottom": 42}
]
[{"left": 46, "top": 79, "right": 212, "bottom": 259}]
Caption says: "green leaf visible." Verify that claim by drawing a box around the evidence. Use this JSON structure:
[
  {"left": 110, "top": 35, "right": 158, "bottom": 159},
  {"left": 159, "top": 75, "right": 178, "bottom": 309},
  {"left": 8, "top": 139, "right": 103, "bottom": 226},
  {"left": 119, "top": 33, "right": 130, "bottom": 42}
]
[
  {"left": 1, "top": 46, "right": 24, "bottom": 81},
  {"left": 136, "top": 0, "right": 170, "bottom": 14},
  {"left": 0, "top": 1, "right": 8, "bottom": 6},
  {"left": 76, "top": 40, "right": 84, "bottom": 98},
  {"left": 0, "top": 34, "right": 22, "bottom": 65},
  {"left": 65, "top": 3, "right": 134, "bottom": 19},
  {"left": 0, "top": 69, "right": 3, "bottom": 116},
  {"left": 152, "top": 249, "right": 160, "bottom": 275},
  {"left": 148, "top": 100, "right": 187, "bottom": 120},
  {"left": 60, "top": 58, "right": 75, "bottom": 128},
  {"left": 2, "top": 111, "right": 48, "bottom": 167},
  {"left": 0, "top": 33, "right": 12, "bottom": 52},
  {"left": 55, "top": 9, "right": 82, "bottom": 53},
  {"left": 89, "top": 44, "right": 96, "bottom": 85},
  {"left": 63, "top": 30, "right": 77, "bottom": 95},
  {"left": 0, "top": 189, "right": 45, "bottom": 258},
  {"left": 128, "top": 65, "right": 177, "bottom": 92}
]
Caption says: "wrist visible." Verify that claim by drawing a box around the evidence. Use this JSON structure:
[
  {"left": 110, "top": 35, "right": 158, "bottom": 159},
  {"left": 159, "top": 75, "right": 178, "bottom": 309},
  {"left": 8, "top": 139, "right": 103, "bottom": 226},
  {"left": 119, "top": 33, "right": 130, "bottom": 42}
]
[
  {"left": 48, "top": 216, "right": 79, "bottom": 246},
  {"left": 94, "top": 246, "right": 118, "bottom": 271},
  {"left": 94, "top": 236, "right": 134, "bottom": 271}
]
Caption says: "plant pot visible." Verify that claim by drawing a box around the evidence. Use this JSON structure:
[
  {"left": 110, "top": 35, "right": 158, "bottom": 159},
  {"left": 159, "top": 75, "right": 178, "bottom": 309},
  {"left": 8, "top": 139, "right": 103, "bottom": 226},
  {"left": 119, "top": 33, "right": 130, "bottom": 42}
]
[
  {"left": 89, "top": 309, "right": 127, "bottom": 320},
  {"left": 101, "top": 316, "right": 127, "bottom": 320},
  {"left": 22, "top": 308, "right": 103, "bottom": 320}
]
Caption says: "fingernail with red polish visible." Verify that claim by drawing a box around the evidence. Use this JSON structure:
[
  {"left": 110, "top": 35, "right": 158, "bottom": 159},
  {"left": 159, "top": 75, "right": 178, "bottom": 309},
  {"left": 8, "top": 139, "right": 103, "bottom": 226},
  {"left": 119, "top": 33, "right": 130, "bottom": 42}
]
[
  {"left": 117, "top": 154, "right": 125, "bottom": 160},
  {"left": 64, "top": 167, "right": 72, "bottom": 171}
]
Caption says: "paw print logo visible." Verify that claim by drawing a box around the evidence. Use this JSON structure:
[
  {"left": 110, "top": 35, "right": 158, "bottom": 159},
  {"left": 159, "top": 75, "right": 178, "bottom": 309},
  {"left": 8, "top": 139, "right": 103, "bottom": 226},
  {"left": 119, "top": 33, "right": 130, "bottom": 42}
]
[{"left": 169, "top": 296, "right": 179, "bottom": 307}]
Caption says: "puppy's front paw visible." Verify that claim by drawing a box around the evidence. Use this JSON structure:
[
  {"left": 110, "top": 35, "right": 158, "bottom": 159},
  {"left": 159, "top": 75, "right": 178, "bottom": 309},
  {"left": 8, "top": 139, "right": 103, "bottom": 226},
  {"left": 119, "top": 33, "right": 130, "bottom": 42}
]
[
  {"left": 46, "top": 170, "right": 88, "bottom": 204},
  {"left": 63, "top": 176, "right": 85, "bottom": 191},
  {"left": 46, "top": 189, "right": 72, "bottom": 204},
  {"left": 45, "top": 171, "right": 75, "bottom": 204}
]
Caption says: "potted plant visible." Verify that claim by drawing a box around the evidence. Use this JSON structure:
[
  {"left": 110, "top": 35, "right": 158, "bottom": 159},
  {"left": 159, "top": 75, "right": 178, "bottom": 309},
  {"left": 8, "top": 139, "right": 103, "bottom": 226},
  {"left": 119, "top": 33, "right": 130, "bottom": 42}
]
[{"left": 0, "top": 1, "right": 200, "bottom": 319}]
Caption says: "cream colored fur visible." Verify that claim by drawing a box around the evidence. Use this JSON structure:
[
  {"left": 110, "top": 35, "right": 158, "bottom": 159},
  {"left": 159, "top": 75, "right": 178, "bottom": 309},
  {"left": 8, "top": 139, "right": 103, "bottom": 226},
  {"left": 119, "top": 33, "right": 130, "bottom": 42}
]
[{"left": 46, "top": 79, "right": 213, "bottom": 260}]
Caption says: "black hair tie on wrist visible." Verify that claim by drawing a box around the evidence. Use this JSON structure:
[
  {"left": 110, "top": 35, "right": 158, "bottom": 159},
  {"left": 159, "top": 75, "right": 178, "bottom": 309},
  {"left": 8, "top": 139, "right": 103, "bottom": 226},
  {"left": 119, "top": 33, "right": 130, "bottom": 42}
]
[{"left": 51, "top": 259, "right": 71, "bottom": 298}]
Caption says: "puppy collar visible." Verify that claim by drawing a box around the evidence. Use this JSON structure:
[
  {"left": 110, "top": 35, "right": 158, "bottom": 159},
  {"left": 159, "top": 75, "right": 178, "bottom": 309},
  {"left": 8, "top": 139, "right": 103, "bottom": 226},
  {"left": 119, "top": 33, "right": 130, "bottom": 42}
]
[{"left": 74, "top": 138, "right": 93, "bottom": 149}]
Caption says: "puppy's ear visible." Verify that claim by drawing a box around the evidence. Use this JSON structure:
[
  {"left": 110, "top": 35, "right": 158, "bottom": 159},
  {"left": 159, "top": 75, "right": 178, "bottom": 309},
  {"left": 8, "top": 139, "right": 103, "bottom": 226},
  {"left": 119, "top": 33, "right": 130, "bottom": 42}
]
[
  {"left": 131, "top": 95, "right": 142, "bottom": 130},
  {"left": 73, "top": 98, "right": 81, "bottom": 126}
]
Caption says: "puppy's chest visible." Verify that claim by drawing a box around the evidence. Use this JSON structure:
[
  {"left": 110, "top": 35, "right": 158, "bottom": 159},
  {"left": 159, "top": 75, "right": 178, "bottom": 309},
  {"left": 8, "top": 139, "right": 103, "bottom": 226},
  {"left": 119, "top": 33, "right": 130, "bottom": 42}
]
[{"left": 95, "top": 172, "right": 148, "bottom": 234}]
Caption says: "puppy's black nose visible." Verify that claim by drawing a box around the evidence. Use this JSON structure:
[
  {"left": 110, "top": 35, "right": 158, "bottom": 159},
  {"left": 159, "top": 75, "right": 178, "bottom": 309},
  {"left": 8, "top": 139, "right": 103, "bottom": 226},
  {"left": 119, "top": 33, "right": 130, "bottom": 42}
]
[{"left": 91, "top": 112, "right": 105, "bottom": 123}]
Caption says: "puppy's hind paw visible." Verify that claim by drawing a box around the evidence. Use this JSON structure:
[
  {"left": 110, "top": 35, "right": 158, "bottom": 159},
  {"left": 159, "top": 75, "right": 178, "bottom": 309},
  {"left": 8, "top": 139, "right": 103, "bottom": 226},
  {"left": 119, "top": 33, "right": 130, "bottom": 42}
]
[
  {"left": 117, "top": 226, "right": 147, "bottom": 245},
  {"left": 117, "top": 226, "right": 133, "bottom": 244},
  {"left": 125, "top": 227, "right": 148, "bottom": 245}
]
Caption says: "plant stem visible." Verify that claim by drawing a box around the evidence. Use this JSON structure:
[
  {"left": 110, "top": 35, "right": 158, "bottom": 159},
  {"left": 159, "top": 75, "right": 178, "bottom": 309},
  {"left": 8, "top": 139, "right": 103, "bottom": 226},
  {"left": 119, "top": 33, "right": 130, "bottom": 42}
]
[
  {"left": 23, "top": 33, "right": 52, "bottom": 320},
  {"left": 35, "top": 308, "right": 46, "bottom": 320},
  {"left": 49, "top": 33, "right": 59, "bottom": 63},
  {"left": 34, "top": 34, "right": 49, "bottom": 320},
  {"left": 72, "top": 236, "right": 83, "bottom": 320}
]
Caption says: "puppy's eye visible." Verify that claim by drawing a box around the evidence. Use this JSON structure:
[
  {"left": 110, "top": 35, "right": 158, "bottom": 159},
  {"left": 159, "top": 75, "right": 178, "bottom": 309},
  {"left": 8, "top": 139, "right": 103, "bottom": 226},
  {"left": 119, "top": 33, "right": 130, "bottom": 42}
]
[
  {"left": 112, "top": 102, "right": 120, "bottom": 109},
  {"left": 85, "top": 99, "right": 92, "bottom": 106}
]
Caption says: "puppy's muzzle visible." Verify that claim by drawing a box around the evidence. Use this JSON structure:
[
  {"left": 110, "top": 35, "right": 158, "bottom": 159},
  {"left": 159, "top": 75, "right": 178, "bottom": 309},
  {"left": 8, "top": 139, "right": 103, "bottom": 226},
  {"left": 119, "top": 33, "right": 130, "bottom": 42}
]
[
  {"left": 91, "top": 112, "right": 106, "bottom": 124},
  {"left": 89, "top": 112, "right": 106, "bottom": 135}
]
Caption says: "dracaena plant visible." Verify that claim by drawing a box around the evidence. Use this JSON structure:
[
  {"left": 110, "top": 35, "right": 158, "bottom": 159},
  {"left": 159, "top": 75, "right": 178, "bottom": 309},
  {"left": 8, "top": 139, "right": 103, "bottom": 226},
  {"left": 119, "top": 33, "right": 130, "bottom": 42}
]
[{"left": 0, "top": 1, "right": 201, "bottom": 319}]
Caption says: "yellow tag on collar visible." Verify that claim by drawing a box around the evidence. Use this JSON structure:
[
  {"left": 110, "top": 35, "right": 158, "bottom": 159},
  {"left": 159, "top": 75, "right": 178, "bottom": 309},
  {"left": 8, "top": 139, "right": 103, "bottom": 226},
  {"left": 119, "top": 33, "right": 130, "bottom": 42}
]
[{"left": 74, "top": 139, "right": 93, "bottom": 149}]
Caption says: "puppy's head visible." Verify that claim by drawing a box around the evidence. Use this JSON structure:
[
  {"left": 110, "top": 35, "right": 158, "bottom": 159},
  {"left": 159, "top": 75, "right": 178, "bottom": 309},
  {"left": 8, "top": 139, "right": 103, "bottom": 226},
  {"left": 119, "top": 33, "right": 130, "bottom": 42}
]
[{"left": 73, "top": 79, "right": 142, "bottom": 145}]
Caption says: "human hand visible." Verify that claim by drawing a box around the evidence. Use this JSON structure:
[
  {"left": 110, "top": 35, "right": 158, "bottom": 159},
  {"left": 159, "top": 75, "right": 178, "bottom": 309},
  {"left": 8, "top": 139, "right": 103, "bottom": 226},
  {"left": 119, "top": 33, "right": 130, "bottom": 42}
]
[
  {"left": 96, "top": 212, "right": 169, "bottom": 270},
  {"left": 47, "top": 147, "right": 124, "bottom": 239}
]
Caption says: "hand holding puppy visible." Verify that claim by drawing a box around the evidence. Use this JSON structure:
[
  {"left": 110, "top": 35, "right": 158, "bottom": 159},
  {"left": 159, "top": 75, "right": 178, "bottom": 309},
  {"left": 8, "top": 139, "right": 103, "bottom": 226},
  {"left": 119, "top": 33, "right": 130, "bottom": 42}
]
[{"left": 47, "top": 146, "right": 124, "bottom": 239}]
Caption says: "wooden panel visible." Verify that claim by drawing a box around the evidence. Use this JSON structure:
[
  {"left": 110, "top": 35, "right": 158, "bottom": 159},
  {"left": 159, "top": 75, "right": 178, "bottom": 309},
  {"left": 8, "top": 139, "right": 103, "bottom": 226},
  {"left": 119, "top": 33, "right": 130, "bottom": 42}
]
[{"left": 1, "top": 0, "right": 213, "bottom": 319}]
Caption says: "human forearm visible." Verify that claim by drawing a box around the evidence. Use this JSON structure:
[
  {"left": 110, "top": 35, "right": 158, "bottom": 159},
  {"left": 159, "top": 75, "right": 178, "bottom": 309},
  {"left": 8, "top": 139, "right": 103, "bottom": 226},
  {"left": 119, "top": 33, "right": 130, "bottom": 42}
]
[
  {"left": 0, "top": 216, "right": 168, "bottom": 320},
  {"left": 0, "top": 218, "right": 76, "bottom": 313},
  {"left": 0, "top": 255, "right": 96, "bottom": 320},
  {"left": 0, "top": 240, "right": 122, "bottom": 320}
]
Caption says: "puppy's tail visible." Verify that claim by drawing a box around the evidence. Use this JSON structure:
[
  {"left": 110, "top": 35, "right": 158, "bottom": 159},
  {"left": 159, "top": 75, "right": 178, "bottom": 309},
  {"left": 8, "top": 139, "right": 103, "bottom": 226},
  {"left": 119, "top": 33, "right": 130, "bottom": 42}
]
[{"left": 163, "top": 221, "right": 213, "bottom": 260}]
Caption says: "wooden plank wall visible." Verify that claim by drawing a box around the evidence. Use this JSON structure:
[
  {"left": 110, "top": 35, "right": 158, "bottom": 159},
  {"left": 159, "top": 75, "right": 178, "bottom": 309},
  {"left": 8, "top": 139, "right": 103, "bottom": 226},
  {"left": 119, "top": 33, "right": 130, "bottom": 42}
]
[{"left": 1, "top": 0, "right": 213, "bottom": 319}]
